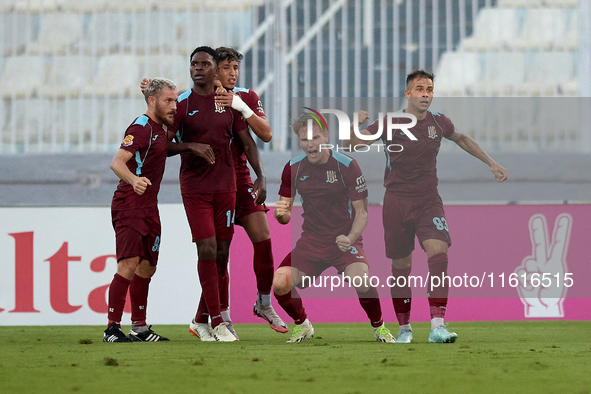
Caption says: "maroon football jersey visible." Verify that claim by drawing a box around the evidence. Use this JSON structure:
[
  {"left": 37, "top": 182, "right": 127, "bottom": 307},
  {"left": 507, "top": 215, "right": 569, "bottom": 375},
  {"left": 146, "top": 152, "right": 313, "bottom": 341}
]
[
  {"left": 230, "top": 87, "right": 266, "bottom": 183},
  {"left": 171, "top": 89, "right": 248, "bottom": 194},
  {"left": 279, "top": 150, "right": 368, "bottom": 243},
  {"left": 111, "top": 114, "right": 168, "bottom": 210},
  {"left": 366, "top": 109, "right": 455, "bottom": 197}
]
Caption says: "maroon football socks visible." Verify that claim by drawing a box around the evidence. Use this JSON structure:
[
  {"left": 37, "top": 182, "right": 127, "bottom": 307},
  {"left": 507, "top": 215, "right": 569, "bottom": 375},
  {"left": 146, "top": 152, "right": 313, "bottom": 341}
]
[
  {"left": 130, "top": 274, "right": 150, "bottom": 326},
  {"left": 274, "top": 289, "right": 306, "bottom": 325},
  {"left": 107, "top": 273, "right": 131, "bottom": 325},
  {"left": 253, "top": 238, "right": 274, "bottom": 295},
  {"left": 357, "top": 286, "right": 384, "bottom": 328},
  {"left": 391, "top": 265, "right": 412, "bottom": 326},
  {"left": 428, "top": 252, "right": 448, "bottom": 319},
  {"left": 198, "top": 259, "right": 223, "bottom": 328}
]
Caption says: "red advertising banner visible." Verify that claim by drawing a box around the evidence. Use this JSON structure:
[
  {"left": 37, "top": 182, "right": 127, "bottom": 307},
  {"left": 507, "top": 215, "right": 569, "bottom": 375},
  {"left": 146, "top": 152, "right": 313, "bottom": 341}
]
[{"left": 230, "top": 205, "right": 591, "bottom": 323}]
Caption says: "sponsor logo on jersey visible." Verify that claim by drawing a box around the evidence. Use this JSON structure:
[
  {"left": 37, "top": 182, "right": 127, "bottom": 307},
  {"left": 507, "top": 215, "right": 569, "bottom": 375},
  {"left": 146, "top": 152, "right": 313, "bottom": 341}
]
[
  {"left": 326, "top": 171, "right": 338, "bottom": 183},
  {"left": 428, "top": 125, "right": 438, "bottom": 139},
  {"left": 189, "top": 110, "right": 199, "bottom": 116},
  {"left": 122, "top": 135, "right": 134, "bottom": 147},
  {"left": 214, "top": 103, "right": 226, "bottom": 113},
  {"left": 152, "top": 135, "right": 158, "bottom": 141},
  {"left": 355, "top": 174, "right": 368, "bottom": 193},
  {"left": 257, "top": 100, "right": 265, "bottom": 114},
  {"left": 299, "top": 175, "right": 310, "bottom": 181}
]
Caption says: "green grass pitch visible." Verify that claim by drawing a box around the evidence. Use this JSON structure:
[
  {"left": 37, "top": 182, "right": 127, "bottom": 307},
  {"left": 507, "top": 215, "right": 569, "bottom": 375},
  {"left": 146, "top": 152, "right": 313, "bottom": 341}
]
[{"left": 1, "top": 321, "right": 589, "bottom": 394}]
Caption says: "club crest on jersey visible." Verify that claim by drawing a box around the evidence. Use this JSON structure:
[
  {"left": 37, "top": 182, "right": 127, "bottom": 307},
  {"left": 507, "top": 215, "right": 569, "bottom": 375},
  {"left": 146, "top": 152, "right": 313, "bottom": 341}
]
[
  {"left": 215, "top": 102, "right": 226, "bottom": 113},
  {"left": 326, "top": 170, "right": 338, "bottom": 183},
  {"left": 122, "top": 135, "right": 134, "bottom": 147},
  {"left": 428, "top": 126, "right": 438, "bottom": 139}
]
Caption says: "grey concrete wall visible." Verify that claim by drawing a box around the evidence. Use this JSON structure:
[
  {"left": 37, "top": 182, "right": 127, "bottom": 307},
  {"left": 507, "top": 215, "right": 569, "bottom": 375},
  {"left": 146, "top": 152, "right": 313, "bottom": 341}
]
[{"left": 0, "top": 151, "right": 589, "bottom": 207}]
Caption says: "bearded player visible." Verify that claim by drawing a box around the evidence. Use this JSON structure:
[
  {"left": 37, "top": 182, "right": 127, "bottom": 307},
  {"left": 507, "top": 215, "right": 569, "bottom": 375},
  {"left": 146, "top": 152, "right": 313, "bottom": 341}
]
[
  {"left": 139, "top": 48, "right": 286, "bottom": 338},
  {"left": 104, "top": 78, "right": 178, "bottom": 342}
]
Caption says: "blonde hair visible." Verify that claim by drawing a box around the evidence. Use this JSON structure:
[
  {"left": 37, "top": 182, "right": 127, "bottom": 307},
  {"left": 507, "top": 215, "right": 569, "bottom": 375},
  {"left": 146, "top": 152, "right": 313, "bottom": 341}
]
[
  {"left": 291, "top": 113, "right": 327, "bottom": 137},
  {"left": 144, "top": 78, "right": 177, "bottom": 104}
]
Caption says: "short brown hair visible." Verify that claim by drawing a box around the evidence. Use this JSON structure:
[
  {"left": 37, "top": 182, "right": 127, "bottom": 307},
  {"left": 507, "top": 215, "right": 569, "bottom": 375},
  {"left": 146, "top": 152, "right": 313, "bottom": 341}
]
[{"left": 406, "top": 70, "right": 435, "bottom": 90}]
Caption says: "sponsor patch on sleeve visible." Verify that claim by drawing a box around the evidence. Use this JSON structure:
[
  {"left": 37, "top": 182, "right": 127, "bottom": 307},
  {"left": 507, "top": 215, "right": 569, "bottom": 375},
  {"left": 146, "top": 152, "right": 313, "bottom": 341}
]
[
  {"left": 355, "top": 175, "right": 368, "bottom": 193},
  {"left": 122, "top": 135, "right": 134, "bottom": 147}
]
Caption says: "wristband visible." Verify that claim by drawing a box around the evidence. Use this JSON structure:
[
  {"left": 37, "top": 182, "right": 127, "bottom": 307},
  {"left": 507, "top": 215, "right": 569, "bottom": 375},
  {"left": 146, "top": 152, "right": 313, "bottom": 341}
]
[{"left": 231, "top": 95, "right": 255, "bottom": 119}]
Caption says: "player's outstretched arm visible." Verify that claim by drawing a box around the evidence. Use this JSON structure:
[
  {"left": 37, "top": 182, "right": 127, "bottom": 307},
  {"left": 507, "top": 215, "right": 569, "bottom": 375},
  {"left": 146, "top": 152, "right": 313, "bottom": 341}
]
[
  {"left": 343, "top": 110, "right": 380, "bottom": 149},
  {"left": 110, "top": 149, "right": 151, "bottom": 195},
  {"left": 215, "top": 92, "right": 272, "bottom": 142},
  {"left": 237, "top": 127, "right": 267, "bottom": 204},
  {"left": 446, "top": 130, "right": 508, "bottom": 183},
  {"left": 336, "top": 197, "right": 369, "bottom": 252},
  {"left": 274, "top": 196, "right": 293, "bottom": 225}
]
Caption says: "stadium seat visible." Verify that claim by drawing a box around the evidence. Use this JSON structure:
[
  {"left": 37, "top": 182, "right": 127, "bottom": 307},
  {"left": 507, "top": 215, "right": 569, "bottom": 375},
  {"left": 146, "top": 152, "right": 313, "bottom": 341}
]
[
  {"left": 84, "top": 13, "right": 130, "bottom": 55},
  {"left": 480, "top": 52, "right": 526, "bottom": 96},
  {"left": 0, "top": 99, "right": 8, "bottom": 147},
  {"left": 82, "top": 55, "right": 140, "bottom": 97},
  {"left": 28, "top": 13, "right": 83, "bottom": 55},
  {"left": 543, "top": 0, "right": 578, "bottom": 7},
  {"left": 535, "top": 98, "right": 578, "bottom": 150},
  {"left": 53, "top": 98, "right": 100, "bottom": 149},
  {"left": 13, "top": 0, "right": 62, "bottom": 12},
  {"left": 2, "top": 14, "right": 32, "bottom": 56},
  {"left": 141, "top": 55, "right": 191, "bottom": 92},
  {"left": 564, "top": 78, "right": 577, "bottom": 96},
  {"left": 127, "top": 12, "right": 179, "bottom": 55},
  {"left": 59, "top": 0, "right": 108, "bottom": 12},
  {"left": 0, "top": 0, "right": 15, "bottom": 12},
  {"left": 152, "top": 0, "right": 193, "bottom": 11},
  {"left": 43, "top": 56, "right": 94, "bottom": 98},
  {"left": 99, "top": 97, "right": 146, "bottom": 147},
  {"left": 11, "top": 99, "right": 53, "bottom": 147},
  {"left": 154, "top": 0, "right": 261, "bottom": 11},
  {"left": 461, "top": 8, "right": 519, "bottom": 51},
  {"left": 515, "top": 9, "right": 567, "bottom": 51},
  {"left": 434, "top": 52, "right": 480, "bottom": 96},
  {"left": 497, "top": 0, "right": 543, "bottom": 7},
  {"left": 519, "top": 52, "right": 575, "bottom": 95},
  {"left": 0, "top": 56, "right": 45, "bottom": 99},
  {"left": 557, "top": 10, "right": 578, "bottom": 50},
  {"left": 107, "top": 0, "right": 155, "bottom": 12},
  {"left": 201, "top": 0, "right": 264, "bottom": 10},
  {"left": 176, "top": 11, "right": 231, "bottom": 54}
]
